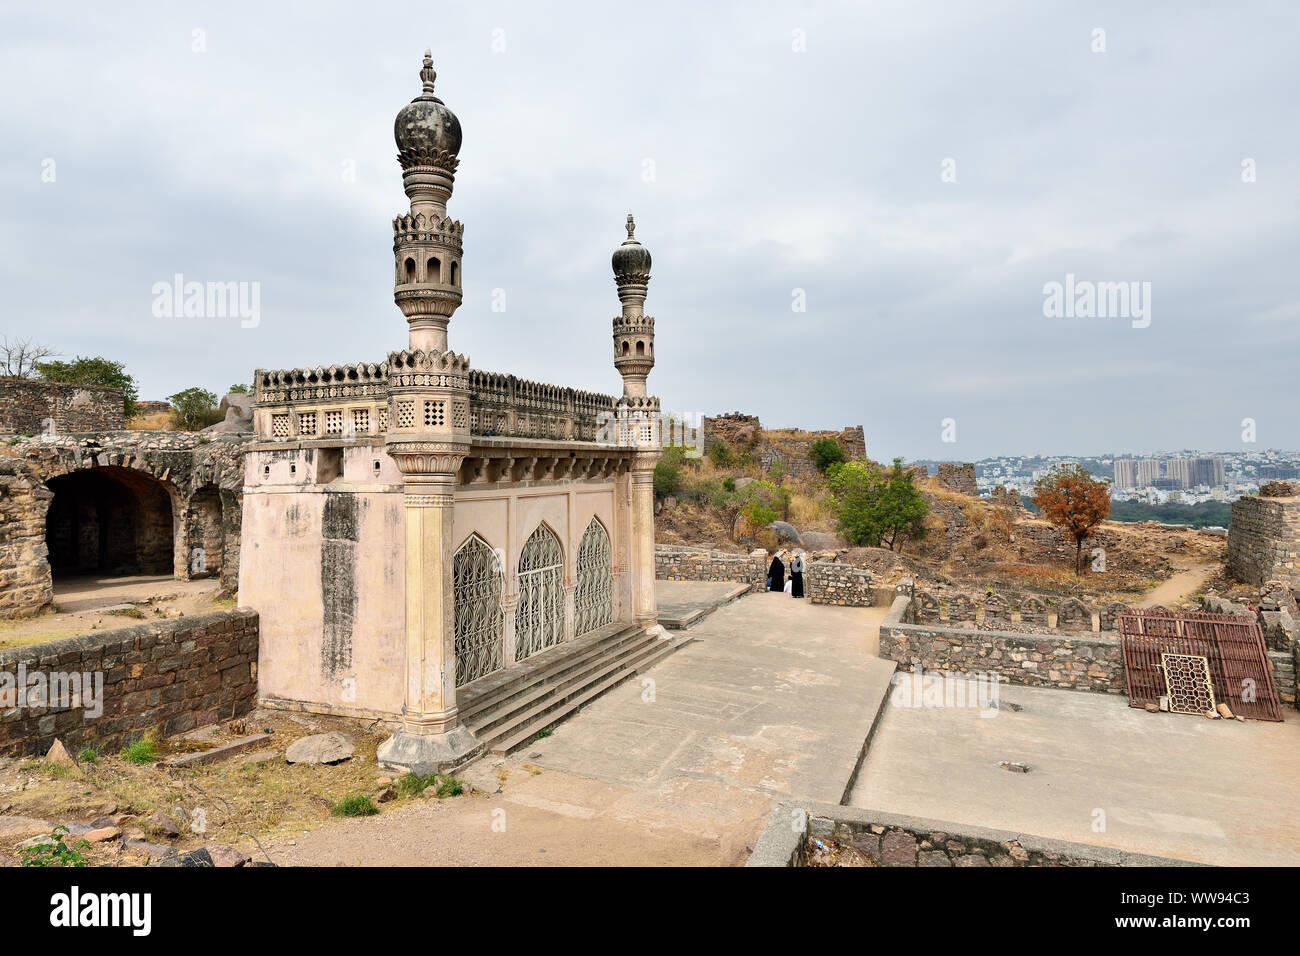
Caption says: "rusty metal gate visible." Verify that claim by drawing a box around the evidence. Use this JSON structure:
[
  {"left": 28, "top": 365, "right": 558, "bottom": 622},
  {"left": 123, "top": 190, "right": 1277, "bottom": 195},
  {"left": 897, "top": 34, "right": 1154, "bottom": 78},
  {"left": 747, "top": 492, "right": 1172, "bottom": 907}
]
[{"left": 1117, "top": 608, "right": 1283, "bottom": 721}]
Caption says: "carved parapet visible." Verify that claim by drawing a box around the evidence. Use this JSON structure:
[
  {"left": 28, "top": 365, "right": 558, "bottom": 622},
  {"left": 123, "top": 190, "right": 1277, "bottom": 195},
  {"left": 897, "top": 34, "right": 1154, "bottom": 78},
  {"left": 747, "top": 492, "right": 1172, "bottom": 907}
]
[
  {"left": 254, "top": 362, "right": 390, "bottom": 406},
  {"left": 467, "top": 369, "right": 618, "bottom": 443},
  {"left": 387, "top": 348, "right": 471, "bottom": 388}
]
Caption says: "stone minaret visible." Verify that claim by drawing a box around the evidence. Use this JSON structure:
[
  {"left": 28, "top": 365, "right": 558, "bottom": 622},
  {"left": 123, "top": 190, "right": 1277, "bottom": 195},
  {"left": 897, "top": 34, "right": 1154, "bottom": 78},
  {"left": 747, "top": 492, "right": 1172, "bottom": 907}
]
[
  {"left": 612, "top": 213, "right": 654, "bottom": 398},
  {"left": 392, "top": 49, "right": 464, "bottom": 352},
  {"left": 379, "top": 51, "right": 477, "bottom": 773},
  {"left": 612, "top": 214, "right": 661, "bottom": 630}
]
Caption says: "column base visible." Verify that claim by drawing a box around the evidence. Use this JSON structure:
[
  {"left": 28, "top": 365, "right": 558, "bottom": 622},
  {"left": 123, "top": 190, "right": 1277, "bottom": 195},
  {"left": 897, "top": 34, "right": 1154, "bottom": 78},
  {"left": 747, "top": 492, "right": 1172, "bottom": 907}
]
[{"left": 376, "top": 725, "right": 482, "bottom": 775}]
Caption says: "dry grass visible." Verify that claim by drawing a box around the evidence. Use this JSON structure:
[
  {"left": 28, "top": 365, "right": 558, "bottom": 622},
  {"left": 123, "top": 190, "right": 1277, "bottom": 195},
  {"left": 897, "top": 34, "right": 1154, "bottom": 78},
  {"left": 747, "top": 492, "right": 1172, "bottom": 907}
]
[
  {"left": 124, "top": 410, "right": 172, "bottom": 431},
  {"left": 0, "top": 710, "right": 471, "bottom": 866}
]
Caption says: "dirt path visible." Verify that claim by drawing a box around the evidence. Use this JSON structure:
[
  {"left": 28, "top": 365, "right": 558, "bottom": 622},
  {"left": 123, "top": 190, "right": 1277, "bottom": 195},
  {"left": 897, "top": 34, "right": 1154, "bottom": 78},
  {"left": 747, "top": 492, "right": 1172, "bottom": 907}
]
[{"left": 1133, "top": 562, "right": 1217, "bottom": 609}]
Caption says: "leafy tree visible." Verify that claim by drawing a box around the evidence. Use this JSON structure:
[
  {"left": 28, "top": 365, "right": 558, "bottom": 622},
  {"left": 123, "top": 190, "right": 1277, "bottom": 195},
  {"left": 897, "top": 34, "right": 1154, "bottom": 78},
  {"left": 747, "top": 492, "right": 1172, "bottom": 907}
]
[
  {"left": 35, "top": 355, "right": 140, "bottom": 417},
  {"left": 227, "top": 383, "right": 251, "bottom": 395},
  {"left": 167, "top": 387, "right": 220, "bottom": 431},
  {"left": 828, "top": 458, "right": 929, "bottom": 552},
  {"left": 810, "top": 436, "right": 847, "bottom": 472},
  {"left": 1031, "top": 463, "right": 1111, "bottom": 575}
]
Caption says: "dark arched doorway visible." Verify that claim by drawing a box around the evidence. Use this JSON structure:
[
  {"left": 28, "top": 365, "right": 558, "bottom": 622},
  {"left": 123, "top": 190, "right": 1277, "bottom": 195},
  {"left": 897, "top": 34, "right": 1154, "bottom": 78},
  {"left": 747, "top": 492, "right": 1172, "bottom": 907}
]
[{"left": 44, "top": 467, "right": 176, "bottom": 579}]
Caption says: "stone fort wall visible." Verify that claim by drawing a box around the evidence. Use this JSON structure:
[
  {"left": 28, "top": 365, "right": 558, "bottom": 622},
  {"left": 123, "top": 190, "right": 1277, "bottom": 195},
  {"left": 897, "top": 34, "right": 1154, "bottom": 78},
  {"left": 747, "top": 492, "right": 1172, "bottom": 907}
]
[
  {"left": 700, "top": 411, "right": 866, "bottom": 479},
  {"left": 0, "top": 379, "right": 124, "bottom": 435}
]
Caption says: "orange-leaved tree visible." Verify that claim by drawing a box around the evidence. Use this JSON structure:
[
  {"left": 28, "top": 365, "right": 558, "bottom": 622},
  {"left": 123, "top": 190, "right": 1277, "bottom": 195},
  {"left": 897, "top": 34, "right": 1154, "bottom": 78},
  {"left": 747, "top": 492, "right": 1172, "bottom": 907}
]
[{"left": 1031, "top": 463, "right": 1111, "bottom": 575}]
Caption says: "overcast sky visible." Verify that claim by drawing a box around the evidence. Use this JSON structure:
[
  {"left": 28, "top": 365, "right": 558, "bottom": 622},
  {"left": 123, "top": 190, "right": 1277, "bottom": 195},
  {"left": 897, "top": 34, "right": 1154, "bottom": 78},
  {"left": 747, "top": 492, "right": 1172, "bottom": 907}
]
[{"left": 2, "top": 1, "right": 1297, "bottom": 461}]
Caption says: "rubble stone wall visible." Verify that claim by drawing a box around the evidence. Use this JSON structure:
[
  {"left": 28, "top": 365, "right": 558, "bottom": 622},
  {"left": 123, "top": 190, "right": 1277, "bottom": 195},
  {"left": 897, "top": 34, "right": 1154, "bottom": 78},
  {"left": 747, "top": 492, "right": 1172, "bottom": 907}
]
[
  {"left": 0, "top": 458, "right": 54, "bottom": 617},
  {"left": 0, "top": 379, "right": 124, "bottom": 435},
  {"left": 759, "top": 425, "right": 866, "bottom": 478},
  {"left": 0, "top": 609, "right": 259, "bottom": 756},
  {"left": 654, "top": 545, "right": 766, "bottom": 591},
  {"left": 1228, "top": 495, "right": 1300, "bottom": 588},
  {"left": 880, "top": 596, "right": 1126, "bottom": 694},
  {"left": 747, "top": 802, "right": 1199, "bottom": 867}
]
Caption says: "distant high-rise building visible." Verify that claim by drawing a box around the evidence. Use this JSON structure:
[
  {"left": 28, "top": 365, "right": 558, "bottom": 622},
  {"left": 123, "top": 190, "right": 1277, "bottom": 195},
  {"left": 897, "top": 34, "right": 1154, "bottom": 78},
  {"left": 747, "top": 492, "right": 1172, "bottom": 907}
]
[
  {"left": 1136, "top": 459, "right": 1162, "bottom": 486},
  {"left": 1169, "top": 456, "right": 1224, "bottom": 488},
  {"left": 1114, "top": 459, "right": 1138, "bottom": 489}
]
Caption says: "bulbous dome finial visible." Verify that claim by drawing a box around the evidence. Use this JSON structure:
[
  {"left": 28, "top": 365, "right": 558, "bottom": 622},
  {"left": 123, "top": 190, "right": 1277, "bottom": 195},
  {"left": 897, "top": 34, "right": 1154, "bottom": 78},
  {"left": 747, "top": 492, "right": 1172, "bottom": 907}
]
[
  {"left": 420, "top": 48, "right": 436, "bottom": 94},
  {"left": 395, "top": 49, "right": 462, "bottom": 171},
  {"left": 612, "top": 212, "right": 651, "bottom": 280}
]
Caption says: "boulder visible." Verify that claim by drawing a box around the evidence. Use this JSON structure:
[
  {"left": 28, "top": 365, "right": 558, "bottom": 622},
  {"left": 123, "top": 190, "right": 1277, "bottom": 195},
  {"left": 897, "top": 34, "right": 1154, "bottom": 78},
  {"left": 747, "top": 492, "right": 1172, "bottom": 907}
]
[
  {"left": 0, "top": 816, "right": 57, "bottom": 844},
  {"left": 799, "top": 530, "right": 845, "bottom": 550},
  {"left": 767, "top": 521, "right": 802, "bottom": 546},
  {"left": 45, "top": 739, "right": 79, "bottom": 770},
  {"left": 150, "top": 848, "right": 213, "bottom": 868},
  {"left": 125, "top": 839, "right": 177, "bottom": 863},
  {"left": 733, "top": 477, "right": 756, "bottom": 490},
  {"left": 203, "top": 392, "right": 254, "bottom": 434},
  {"left": 285, "top": 732, "right": 355, "bottom": 765},
  {"left": 146, "top": 812, "right": 180, "bottom": 838},
  {"left": 205, "top": 843, "right": 250, "bottom": 867}
]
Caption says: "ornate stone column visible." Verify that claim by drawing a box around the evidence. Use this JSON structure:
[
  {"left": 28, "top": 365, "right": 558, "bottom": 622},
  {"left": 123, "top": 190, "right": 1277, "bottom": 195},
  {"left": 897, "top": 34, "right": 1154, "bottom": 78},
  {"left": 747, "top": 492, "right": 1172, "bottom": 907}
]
[
  {"left": 376, "top": 51, "right": 479, "bottom": 771},
  {"left": 376, "top": 354, "right": 478, "bottom": 772},
  {"left": 610, "top": 214, "right": 663, "bottom": 634},
  {"left": 630, "top": 449, "right": 659, "bottom": 627}
]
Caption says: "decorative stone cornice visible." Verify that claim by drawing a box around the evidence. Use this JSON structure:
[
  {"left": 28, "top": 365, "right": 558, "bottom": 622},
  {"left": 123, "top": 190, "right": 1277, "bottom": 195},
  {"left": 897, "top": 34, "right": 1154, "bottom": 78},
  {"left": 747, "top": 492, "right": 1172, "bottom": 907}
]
[{"left": 393, "top": 211, "right": 465, "bottom": 244}]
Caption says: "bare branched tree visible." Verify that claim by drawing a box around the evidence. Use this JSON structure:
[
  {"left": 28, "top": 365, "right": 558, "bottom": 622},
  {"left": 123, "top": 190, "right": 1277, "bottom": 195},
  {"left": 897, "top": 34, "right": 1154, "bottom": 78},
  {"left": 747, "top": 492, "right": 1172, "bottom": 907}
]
[{"left": 0, "top": 336, "right": 59, "bottom": 379}]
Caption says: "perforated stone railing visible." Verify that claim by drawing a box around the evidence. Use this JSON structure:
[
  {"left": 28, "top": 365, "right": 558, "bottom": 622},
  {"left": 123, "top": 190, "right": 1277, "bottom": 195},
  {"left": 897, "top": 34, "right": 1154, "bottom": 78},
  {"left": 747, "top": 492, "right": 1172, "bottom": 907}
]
[{"left": 253, "top": 361, "right": 623, "bottom": 444}]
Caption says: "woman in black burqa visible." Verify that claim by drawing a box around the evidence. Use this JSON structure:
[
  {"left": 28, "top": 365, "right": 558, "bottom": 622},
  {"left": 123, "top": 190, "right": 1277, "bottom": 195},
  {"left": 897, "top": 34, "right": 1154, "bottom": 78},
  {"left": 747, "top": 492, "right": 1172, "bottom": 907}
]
[
  {"left": 790, "top": 552, "right": 805, "bottom": 598},
  {"left": 767, "top": 551, "right": 785, "bottom": 592}
]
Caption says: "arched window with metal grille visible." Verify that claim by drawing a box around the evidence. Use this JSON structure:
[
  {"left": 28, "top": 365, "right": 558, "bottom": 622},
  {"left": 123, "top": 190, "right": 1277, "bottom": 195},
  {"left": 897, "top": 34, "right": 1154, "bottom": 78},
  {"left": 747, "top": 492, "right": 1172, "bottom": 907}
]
[
  {"left": 575, "top": 517, "right": 614, "bottom": 636},
  {"left": 515, "top": 524, "right": 565, "bottom": 661},
  {"left": 453, "top": 534, "right": 504, "bottom": 686}
]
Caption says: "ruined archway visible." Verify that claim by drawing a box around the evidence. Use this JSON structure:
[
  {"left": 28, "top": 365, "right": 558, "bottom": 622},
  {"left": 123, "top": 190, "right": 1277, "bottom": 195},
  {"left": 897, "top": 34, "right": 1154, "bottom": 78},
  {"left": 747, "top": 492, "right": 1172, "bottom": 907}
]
[
  {"left": 44, "top": 466, "right": 177, "bottom": 580},
  {"left": 184, "top": 484, "right": 224, "bottom": 579}
]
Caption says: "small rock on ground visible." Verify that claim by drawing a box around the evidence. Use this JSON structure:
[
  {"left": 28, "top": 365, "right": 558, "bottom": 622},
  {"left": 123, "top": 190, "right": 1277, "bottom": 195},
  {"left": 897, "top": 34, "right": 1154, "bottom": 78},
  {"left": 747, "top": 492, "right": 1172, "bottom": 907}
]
[{"left": 285, "top": 732, "right": 355, "bottom": 765}]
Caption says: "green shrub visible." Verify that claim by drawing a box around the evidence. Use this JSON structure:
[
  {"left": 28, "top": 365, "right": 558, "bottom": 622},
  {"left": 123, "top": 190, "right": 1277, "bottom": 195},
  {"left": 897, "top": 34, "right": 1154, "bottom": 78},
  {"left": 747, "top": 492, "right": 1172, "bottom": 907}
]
[
  {"left": 77, "top": 745, "right": 100, "bottom": 764},
  {"left": 810, "top": 437, "right": 848, "bottom": 472},
  {"left": 654, "top": 446, "right": 685, "bottom": 497},
  {"left": 722, "top": 477, "right": 736, "bottom": 492},
  {"left": 707, "top": 441, "right": 734, "bottom": 468},
  {"left": 333, "top": 794, "right": 380, "bottom": 817},
  {"left": 121, "top": 737, "right": 157, "bottom": 765},
  {"left": 395, "top": 771, "right": 466, "bottom": 799},
  {"left": 167, "top": 387, "right": 221, "bottom": 431},
  {"left": 21, "top": 826, "right": 90, "bottom": 867}
]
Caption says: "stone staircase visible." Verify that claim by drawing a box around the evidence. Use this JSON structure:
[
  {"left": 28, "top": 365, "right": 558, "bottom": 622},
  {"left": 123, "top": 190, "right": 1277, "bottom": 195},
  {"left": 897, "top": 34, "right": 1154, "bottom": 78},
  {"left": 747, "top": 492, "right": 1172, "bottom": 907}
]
[{"left": 458, "top": 621, "right": 689, "bottom": 754}]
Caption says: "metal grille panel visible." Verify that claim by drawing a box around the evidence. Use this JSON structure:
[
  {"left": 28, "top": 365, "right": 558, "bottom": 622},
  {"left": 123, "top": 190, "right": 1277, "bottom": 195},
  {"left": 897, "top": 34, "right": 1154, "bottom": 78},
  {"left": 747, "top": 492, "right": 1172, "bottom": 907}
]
[
  {"left": 575, "top": 517, "right": 614, "bottom": 636},
  {"left": 1118, "top": 609, "right": 1282, "bottom": 721},
  {"left": 1161, "top": 653, "right": 1216, "bottom": 715},
  {"left": 515, "top": 524, "right": 565, "bottom": 661},
  {"left": 453, "top": 535, "right": 504, "bottom": 686}
]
